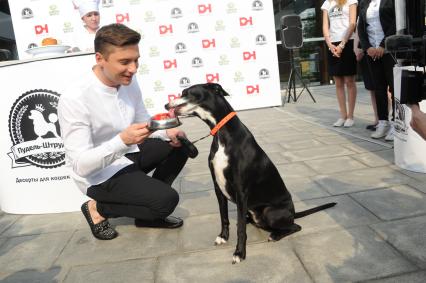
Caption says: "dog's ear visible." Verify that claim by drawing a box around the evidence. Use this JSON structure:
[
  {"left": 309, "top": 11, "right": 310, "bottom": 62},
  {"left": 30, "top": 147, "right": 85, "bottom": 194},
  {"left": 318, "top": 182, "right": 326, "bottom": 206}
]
[{"left": 205, "top": 83, "right": 229, "bottom": 96}]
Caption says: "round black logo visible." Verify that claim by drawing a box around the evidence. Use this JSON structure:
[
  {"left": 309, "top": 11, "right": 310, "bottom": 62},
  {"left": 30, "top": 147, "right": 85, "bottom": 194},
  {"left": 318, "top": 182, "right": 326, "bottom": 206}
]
[{"left": 8, "top": 89, "right": 64, "bottom": 169}]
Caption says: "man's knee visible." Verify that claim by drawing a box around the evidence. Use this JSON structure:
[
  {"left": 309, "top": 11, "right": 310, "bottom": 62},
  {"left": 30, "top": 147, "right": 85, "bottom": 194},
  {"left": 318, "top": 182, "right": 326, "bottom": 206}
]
[{"left": 155, "top": 189, "right": 179, "bottom": 219}]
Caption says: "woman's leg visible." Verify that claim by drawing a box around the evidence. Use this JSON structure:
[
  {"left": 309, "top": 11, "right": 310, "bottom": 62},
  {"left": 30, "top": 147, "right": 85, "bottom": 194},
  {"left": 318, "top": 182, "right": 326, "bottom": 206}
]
[
  {"left": 334, "top": 76, "right": 347, "bottom": 119},
  {"left": 344, "top": 75, "right": 357, "bottom": 119}
]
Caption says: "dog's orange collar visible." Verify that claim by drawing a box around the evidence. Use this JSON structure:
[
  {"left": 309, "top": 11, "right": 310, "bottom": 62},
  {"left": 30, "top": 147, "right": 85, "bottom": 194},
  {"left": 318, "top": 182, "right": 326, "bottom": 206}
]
[{"left": 210, "top": 112, "right": 237, "bottom": 136}]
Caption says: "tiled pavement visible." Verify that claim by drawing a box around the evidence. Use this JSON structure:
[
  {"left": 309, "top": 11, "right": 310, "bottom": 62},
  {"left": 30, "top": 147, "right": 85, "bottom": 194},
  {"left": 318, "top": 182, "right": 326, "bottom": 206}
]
[{"left": 1, "top": 84, "right": 425, "bottom": 282}]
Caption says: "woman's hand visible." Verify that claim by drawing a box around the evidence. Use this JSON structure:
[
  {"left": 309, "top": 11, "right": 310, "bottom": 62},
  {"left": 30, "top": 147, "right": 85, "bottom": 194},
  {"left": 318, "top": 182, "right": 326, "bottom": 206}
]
[
  {"left": 329, "top": 44, "right": 340, "bottom": 58},
  {"left": 354, "top": 47, "right": 364, "bottom": 61}
]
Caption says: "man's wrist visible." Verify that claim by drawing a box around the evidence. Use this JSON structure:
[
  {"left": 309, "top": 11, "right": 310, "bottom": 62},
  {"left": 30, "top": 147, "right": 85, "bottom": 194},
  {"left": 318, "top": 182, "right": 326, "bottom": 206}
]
[{"left": 338, "top": 42, "right": 346, "bottom": 49}]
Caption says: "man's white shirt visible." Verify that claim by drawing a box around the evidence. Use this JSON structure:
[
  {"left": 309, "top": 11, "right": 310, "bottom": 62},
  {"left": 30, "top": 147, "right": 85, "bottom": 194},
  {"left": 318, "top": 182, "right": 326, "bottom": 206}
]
[{"left": 58, "top": 69, "right": 168, "bottom": 194}]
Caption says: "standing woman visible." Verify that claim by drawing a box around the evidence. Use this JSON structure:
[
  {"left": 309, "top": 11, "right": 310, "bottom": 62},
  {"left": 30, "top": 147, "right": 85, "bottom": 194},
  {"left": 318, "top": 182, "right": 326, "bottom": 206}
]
[
  {"left": 322, "top": 0, "right": 358, "bottom": 127},
  {"left": 357, "top": 0, "right": 396, "bottom": 140}
]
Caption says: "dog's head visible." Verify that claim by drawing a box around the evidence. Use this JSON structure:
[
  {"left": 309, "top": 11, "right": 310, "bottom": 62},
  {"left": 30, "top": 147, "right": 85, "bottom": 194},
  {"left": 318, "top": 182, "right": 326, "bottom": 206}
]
[{"left": 165, "top": 83, "right": 233, "bottom": 126}]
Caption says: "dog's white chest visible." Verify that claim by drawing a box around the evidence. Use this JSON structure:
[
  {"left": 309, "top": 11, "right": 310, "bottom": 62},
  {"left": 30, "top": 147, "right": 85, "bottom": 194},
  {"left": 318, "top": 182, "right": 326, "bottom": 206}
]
[{"left": 211, "top": 143, "right": 232, "bottom": 200}]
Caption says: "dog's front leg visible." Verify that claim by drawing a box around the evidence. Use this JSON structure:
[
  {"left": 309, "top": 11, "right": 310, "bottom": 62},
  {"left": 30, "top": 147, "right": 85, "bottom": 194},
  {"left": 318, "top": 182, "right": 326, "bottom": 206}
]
[
  {"left": 214, "top": 185, "right": 229, "bottom": 245},
  {"left": 233, "top": 192, "right": 248, "bottom": 264}
]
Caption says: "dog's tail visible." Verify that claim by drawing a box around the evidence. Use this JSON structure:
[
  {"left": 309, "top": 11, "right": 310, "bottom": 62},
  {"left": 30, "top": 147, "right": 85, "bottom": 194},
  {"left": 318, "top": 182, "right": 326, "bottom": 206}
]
[{"left": 294, "top": 202, "right": 337, "bottom": 219}]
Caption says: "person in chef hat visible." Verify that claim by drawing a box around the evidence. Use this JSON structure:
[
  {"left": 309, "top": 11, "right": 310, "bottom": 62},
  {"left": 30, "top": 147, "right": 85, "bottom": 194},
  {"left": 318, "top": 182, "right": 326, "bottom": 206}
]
[
  {"left": 70, "top": 0, "right": 101, "bottom": 52},
  {"left": 74, "top": 0, "right": 101, "bottom": 34}
]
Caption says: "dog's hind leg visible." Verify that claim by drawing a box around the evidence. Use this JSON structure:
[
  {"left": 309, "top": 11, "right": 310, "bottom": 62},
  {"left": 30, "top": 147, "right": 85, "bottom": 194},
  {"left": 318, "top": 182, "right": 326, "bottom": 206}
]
[
  {"left": 214, "top": 185, "right": 230, "bottom": 246},
  {"left": 263, "top": 206, "right": 301, "bottom": 242},
  {"left": 233, "top": 192, "right": 248, "bottom": 264}
]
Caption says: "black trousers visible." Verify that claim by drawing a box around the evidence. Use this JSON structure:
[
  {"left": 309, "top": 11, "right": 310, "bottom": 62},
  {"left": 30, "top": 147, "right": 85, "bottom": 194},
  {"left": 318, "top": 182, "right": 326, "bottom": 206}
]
[
  {"left": 86, "top": 138, "right": 188, "bottom": 221},
  {"left": 366, "top": 53, "right": 396, "bottom": 121}
]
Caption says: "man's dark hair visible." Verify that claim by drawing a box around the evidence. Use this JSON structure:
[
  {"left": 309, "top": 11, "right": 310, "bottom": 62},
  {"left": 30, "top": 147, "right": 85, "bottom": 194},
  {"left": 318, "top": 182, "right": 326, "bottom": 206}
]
[{"left": 94, "top": 23, "right": 141, "bottom": 56}]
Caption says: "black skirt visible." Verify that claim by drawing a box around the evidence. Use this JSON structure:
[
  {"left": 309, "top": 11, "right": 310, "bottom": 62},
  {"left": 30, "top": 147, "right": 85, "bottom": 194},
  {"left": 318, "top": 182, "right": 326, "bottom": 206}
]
[{"left": 327, "top": 39, "right": 357, "bottom": 76}]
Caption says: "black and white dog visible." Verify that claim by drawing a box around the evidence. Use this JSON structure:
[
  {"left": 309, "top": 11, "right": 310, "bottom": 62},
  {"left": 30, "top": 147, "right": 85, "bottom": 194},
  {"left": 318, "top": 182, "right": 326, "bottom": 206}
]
[{"left": 166, "top": 83, "right": 336, "bottom": 263}]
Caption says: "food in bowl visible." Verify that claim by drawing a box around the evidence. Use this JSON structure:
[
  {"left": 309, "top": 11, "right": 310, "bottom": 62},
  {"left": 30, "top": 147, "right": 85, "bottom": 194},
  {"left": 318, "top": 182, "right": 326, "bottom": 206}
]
[
  {"left": 42, "top": 37, "right": 58, "bottom": 46},
  {"left": 148, "top": 112, "right": 181, "bottom": 130}
]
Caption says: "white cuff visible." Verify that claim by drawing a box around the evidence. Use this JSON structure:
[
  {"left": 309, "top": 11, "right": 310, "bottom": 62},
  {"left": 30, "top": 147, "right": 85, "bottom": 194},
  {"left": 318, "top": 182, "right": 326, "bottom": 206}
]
[{"left": 106, "top": 134, "right": 130, "bottom": 155}]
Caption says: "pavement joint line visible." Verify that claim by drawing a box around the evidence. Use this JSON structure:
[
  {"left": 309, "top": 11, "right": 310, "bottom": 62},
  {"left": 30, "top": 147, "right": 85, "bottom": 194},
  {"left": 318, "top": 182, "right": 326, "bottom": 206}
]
[
  {"left": 273, "top": 107, "right": 394, "bottom": 149},
  {"left": 364, "top": 225, "right": 423, "bottom": 270}
]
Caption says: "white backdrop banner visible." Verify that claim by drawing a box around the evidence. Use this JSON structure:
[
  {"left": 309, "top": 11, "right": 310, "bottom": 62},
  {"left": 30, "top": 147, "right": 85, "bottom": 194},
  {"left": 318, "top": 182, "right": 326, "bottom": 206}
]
[
  {"left": 9, "top": 0, "right": 282, "bottom": 112},
  {"left": 5, "top": 0, "right": 282, "bottom": 214}
]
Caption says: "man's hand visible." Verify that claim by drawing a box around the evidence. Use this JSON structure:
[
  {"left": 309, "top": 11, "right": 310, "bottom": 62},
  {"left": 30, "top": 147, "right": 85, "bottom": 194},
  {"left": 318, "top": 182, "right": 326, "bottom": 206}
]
[
  {"left": 120, "top": 123, "right": 153, "bottom": 145},
  {"left": 409, "top": 104, "right": 426, "bottom": 140},
  {"left": 366, "top": 47, "right": 377, "bottom": 59},
  {"left": 166, "top": 128, "right": 186, "bottom": 147},
  {"left": 375, "top": 46, "right": 385, "bottom": 59}
]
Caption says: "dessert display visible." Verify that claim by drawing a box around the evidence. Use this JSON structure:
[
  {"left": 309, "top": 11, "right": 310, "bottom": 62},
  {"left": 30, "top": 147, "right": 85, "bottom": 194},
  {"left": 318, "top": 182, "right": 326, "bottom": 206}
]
[{"left": 41, "top": 37, "right": 58, "bottom": 46}]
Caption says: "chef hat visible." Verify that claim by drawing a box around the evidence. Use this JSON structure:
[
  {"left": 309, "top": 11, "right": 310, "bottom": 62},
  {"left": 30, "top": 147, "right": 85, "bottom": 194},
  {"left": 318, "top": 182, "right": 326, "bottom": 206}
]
[{"left": 76, "top": 0, "right": 100, "bottom": 18}]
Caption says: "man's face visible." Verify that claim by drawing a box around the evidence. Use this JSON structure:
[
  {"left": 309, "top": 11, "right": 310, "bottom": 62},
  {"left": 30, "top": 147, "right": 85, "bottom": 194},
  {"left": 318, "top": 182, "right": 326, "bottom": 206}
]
[{"left": 96, "top": 44, "right": 140, "bottom": 87}]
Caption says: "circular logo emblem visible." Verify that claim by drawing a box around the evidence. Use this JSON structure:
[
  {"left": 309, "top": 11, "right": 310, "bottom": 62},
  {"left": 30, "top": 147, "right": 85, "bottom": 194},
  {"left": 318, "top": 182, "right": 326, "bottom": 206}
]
[{"left": 8, "top": 89, "right": 64, "bottom": 169}]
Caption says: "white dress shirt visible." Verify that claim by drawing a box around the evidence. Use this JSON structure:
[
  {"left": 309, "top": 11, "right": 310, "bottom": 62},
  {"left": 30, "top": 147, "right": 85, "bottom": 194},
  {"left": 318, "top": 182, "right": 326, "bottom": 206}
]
[
  {"left": 58, "top": 69, "right": 168, "bottom": 194},
  {"left": 366, "top": 0, "right": 385, "bottom": 47}
]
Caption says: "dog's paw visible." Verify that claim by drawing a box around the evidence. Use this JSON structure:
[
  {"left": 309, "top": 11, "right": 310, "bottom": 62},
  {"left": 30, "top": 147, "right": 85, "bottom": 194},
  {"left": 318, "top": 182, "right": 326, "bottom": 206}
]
[
  {"left": 232, "top": 250, "right": 246, "bottom": 264},
  {"left": 214, "top": 236, "right": 227, "bottom": 245},
  {"left": 232, "top": 255, "right": 242, "bottom": 264}
]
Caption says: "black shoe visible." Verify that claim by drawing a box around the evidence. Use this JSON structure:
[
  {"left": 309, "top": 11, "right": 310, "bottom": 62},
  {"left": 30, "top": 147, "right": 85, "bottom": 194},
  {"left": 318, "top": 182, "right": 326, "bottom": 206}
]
[
  {"left": 135, "top": 216, "right": 183, "bottom": 229},
  {"left": 81, "top": 201, "right": 118, "bottom": 240}
]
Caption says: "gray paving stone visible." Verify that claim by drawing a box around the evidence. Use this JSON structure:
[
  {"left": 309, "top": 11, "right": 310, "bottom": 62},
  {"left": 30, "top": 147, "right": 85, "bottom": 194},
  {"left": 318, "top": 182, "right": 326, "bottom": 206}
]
[
  {"left": 282, "top": 145, "right": 355, "bottom": 162},
  {"left": 285, "top": 177, "right": 331, "bottom": 201},
  {"left": 352, "top": 150, "right": 395, "bottom": 167},
  {"left": 293, "top": 195, "right": 380, "bottom": 236},
  {"left": 0, "top": 266, "right": 63, "bottom": 283},
  {"left": 178, "top": 213, "right": 267, "bottom": 253},
  {"left": 362, "top": 270, "right": 426, "bottom": 283},
  {"left": 342, "top": 141, "right": 388, "bottom": 153},
  {"left": 398, "top": 167, "right": 426, "bottom": 183},
  {"left": 157, "top": 241, "right": 313, "bottom": 283},
  {"left": 290, "top": 226, "right": 417, "bottom": 283},
  {"left": 55, "top": 226, "right": 179, "bottom": 267},
  {"left": 180, "top": 162, "right": 211, "bottom": 176},
  {"left": 315, "top": 134, "right": 360, "bottom": 145},
  {"left": 276, "top": 162, "right": 318, "bottom": 178},
  {"left": 269, "top": 133, "right": 314, "bottom": 143},
  {"left": 304, "top": 156, "right": 367, "bottom": 174},
  {"left": 267, "top": 151, "right": 290, "bottom": 165},
  {"left": 315, "top": 167, "right": 412, "bottom": 195},
  {"left": 371, "top": 216, "right": 426, "bottom": 268},
  {"left": 0, "top": 214, "right": 21, "bottom": 237},
  {"left": 64, "top": 258, "right": 156, "bottom": 283},
  {"left": 173, "top": 190, "right": 234, "bottom": 218},
  {"left": 351, "top": 185, "right": 426, "bottom": 220},
  {"left": 279, "top": 138, "right": 325, "bottom": 150},
  {"left": 407, "top": 179, "right": 426, "bottom": 194},
  {"left": 0, "top": 232, "right": 72, "bottom": 273},
  {"left": 258, "top": 142, "right": 285, "bottom": 154},
  {"left": 180, "top": 173, "right": 214, "bottom": 194},
  {"left": 1, "top": 212, "right": 85, "bottom": 237}
]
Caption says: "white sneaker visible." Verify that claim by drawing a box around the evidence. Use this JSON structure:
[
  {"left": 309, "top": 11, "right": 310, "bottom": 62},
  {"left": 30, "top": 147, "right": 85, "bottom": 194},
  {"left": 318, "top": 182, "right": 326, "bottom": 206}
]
[
  {"left": 385, "top": 124, "right": 394, "bottom": 141},
  {"left": 371, "top": 120, "right": 390, "bottom": 139},
  {"left": 333, "top": 118, "right": 345, "bottom": 127},
  {"left": 344, "top": 119, "right": 354, "bottom": 127}
]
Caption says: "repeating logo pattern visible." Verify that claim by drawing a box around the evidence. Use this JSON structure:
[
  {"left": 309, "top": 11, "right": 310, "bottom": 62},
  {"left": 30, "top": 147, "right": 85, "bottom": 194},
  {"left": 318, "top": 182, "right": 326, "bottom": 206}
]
[
  {"left": 10, "top": 0, "right": 280, "bottom": 113},
  {"left": 8, "top": 90, "right": 65, "bottom": 169}
]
